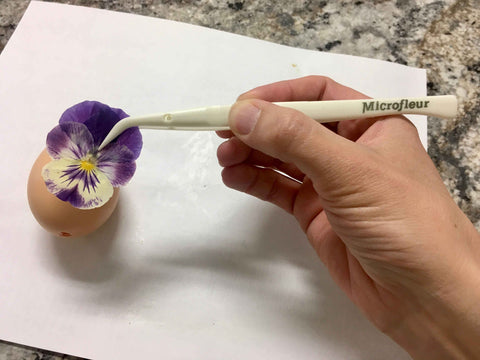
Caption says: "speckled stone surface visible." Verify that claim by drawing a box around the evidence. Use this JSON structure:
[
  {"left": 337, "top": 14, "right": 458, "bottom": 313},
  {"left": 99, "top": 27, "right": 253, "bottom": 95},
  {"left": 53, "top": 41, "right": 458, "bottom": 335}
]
[{"left": 0, "top": 0, "right": 479, "bottom": 358}]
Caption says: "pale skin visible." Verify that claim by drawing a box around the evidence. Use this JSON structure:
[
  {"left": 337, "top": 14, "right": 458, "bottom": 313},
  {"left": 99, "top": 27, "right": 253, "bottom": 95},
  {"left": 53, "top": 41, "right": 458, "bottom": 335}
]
[{"left": 216, "top": 76, "right": 480, "bottom": 359}]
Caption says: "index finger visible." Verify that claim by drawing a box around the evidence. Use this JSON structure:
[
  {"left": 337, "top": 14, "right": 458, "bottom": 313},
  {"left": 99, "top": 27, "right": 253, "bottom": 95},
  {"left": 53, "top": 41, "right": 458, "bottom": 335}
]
[
  {"left": 238, "top": 76, "right": 377, "bottom": 141},
  {"left": 238, "top": 75, "right": 369, "bottom": 102}
]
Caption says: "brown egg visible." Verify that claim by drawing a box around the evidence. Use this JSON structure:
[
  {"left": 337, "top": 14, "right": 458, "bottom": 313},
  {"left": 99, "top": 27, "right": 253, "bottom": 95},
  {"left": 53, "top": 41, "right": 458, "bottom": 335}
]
[{"left": 27, "top": 149, "right": 119, "bottom": 238}]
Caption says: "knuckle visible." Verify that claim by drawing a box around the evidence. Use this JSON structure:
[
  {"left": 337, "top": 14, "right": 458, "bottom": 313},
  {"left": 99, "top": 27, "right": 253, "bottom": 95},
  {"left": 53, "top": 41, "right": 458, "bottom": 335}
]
[
  {"left": 269, "top": 109, "right": 311, "bottom": 155},
  {"left": 263, "top": 174, "right": 280, "bottom": 203},
  {"left": 304, "top": 74, "right": 331, "bottom": 84},
  {"left": 244, "top": 167, "right": 261, "bottom": 194},
  {"left": 243, "top": 167, "right": 281, "bottom": 205}
]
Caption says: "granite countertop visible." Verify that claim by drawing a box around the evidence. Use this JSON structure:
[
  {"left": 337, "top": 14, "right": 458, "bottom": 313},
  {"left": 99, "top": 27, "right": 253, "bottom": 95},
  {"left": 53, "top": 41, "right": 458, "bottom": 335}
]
[{"left": 0, "top": 0, "right": 479, "bottom": 358}]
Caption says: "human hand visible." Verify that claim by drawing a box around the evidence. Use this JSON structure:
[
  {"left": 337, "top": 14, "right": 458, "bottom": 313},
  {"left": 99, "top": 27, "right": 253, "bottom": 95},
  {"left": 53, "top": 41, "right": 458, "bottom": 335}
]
[{"left": 216, "top": 76, "right": 480, "bottom": 359}]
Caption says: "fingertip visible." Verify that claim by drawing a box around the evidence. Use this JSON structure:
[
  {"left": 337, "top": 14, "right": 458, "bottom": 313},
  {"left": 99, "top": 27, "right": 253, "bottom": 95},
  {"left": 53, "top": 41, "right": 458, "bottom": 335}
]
[
  {"left": 217, "top": 137, "right": 251, "bottom": 167},
  {"left": 220, "top": 164, "right": 255, "bottom": 193},
  {"left": 220, "top": 165, "right": 246, "bottom": 190},
  {"left": 237, "top": 89, "right": 261, "bottom": 101},
  {"left": 217, "top": 139, "right": 237, "bottom": 167},
  {"left": 220, "top": 166, "right": 229, "bottom": 184},
  {"left": 216, "top": 130, "right": 234, "bottom": 139},
  {"left": 216, "top": 141, "right": 229, "bottom": 167}
]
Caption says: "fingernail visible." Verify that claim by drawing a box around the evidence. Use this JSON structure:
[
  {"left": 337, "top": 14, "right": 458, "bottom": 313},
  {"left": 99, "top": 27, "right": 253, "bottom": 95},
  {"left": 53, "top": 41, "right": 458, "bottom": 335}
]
[{"left": 231, "top": 102, "right": 261, "bottom": 135}]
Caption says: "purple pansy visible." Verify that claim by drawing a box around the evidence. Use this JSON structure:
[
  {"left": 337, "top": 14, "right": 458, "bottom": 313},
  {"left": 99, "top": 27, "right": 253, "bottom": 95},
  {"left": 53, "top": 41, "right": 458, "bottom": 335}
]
[{"left": 42, "top": 101, "right": 142, "bottom": 209}]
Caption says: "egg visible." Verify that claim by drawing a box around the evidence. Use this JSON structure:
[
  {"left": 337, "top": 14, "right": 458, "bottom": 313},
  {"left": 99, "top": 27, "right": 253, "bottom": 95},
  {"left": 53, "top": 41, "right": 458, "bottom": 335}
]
[{"left": 27, "top": 149, "right": 120, "bottom": 238}]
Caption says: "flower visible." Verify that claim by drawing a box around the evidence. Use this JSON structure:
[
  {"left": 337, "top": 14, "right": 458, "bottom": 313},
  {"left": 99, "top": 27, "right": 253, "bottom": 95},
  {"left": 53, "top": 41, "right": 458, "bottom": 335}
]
[{"left": 42, "top": 101, "right": 142, "bottom": 209}]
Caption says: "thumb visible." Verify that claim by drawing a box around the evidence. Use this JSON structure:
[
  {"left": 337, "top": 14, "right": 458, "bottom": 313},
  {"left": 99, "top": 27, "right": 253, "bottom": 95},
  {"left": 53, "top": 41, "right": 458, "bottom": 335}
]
[{"left": 228, "top": 99, "right": 356, "bottom": 182}]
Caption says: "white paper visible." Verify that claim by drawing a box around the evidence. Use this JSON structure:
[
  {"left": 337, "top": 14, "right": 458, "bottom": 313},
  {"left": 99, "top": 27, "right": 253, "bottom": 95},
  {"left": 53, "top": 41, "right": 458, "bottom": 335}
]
[{"left": 0, "top": 2, "right": 424, "bottom": 359}]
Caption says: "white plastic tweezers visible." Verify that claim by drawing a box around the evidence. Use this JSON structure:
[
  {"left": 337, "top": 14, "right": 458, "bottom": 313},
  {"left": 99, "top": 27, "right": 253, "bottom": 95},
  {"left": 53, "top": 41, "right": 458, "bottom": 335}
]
[{"left": 98, "top": 95, "right": 457, "bottom": 150}]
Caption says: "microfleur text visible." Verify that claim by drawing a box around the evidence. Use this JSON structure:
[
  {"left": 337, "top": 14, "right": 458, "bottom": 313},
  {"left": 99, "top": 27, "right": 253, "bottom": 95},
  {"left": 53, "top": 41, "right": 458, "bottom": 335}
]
[{"left": 362, "top": 99, "right": 430, "bottom": 113}]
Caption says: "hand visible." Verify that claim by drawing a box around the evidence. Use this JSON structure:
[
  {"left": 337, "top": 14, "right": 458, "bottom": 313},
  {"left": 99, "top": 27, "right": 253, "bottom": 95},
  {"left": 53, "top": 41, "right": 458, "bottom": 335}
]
[{"left": 216, "top": 76, "right": 480, "bottom": 359}]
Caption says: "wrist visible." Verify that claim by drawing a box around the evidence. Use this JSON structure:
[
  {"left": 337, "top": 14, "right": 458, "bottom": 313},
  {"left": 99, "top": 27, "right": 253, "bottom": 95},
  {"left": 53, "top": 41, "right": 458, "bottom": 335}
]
[
  {"left": 392, "top": 294, "right": 480, "bottom": 359},
  {"left": 391, "top": 228, "right": 480, "bottom": 359}
]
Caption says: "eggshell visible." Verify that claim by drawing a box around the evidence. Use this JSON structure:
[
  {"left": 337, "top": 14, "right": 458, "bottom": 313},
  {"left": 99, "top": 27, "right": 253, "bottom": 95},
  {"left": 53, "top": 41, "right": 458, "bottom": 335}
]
[{"left": 27, "top": 149, "right": 120, "bottom": 238}]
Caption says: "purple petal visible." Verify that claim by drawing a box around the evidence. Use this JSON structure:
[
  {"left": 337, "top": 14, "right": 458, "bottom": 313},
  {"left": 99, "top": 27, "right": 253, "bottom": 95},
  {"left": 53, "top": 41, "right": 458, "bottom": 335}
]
[
  {"left": 59, "top": 101, "right": 96, "bottom": 124},
  {"left": 97, "top": 162, "right": 136, "bottom": 187},
  {"left": 114, "top": 127, "right": 143, "bottom": 160},
  {"left": 109, "top": 105, "right": 142, "bottom": 158},
  {"left": 60, "top": 100, "right": 129, "bottom": 124},
  {"left": 58, "top": 101, "right": 142, "bottom": 157},
  {"left": 53, "top": 184, "right": 84, "bottom": 207},
  {"left": 59, "top": 101, "right": 125, "bottom": 147},
  {"left": 97, "top": 144, "right": 137, "bottom": 186},
  {"left": 111, "top": 107, "right": 129, "bottom": 120},
  {"left": 46, "top": 122, "right": 94, "bottom": 160}
]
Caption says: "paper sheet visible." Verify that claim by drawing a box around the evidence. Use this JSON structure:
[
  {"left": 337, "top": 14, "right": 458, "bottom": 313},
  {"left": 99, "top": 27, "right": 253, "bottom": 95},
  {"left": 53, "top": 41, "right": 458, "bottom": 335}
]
[{"left": 0, "top": 2, "right": 425, "bottom": 359}]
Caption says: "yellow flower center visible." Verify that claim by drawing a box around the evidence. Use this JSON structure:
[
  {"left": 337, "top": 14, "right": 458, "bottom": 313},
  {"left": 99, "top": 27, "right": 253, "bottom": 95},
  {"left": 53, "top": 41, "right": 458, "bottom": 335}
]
[{"left": 80, "top": 160, "right": 95, "bottom": 172}]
